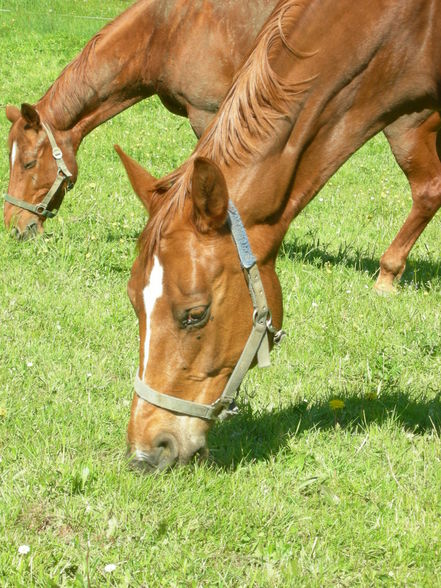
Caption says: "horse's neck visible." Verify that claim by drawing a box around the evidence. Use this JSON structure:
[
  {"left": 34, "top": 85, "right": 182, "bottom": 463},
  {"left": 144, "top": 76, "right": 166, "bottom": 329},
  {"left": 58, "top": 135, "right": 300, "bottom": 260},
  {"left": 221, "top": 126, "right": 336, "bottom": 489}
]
[
  {"left": 36, "top": 0, "right": 157, "bottom": 146},
  {"left": 275, "top": 0, "right": 433, "bottom": 227},
  {"left": 220, "top": 0, "right": 430, "bottom": 260}
]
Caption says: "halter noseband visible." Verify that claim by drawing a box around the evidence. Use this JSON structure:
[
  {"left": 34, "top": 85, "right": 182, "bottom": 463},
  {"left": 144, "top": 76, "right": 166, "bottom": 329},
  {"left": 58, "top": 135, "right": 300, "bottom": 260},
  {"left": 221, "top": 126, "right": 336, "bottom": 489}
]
[
  {"left": 134, "top": 201, "right": 286, "bottom": 421},
  {"left": 5, "top": 121, "right": 73, "bottom": 219}
]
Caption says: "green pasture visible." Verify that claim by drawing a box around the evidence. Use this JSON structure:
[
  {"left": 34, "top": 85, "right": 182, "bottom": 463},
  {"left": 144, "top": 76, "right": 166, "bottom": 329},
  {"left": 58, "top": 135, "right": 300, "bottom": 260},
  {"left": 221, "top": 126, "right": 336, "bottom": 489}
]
[{"left": 1, "top": 1, "right": 441, "bottom": 586}]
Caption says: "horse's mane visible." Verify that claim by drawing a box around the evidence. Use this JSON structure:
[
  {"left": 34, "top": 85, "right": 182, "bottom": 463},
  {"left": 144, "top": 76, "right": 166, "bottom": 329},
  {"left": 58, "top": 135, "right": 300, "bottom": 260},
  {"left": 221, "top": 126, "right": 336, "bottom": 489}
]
[
  {"left": 139, "top": 0, "right": 317, "bottom": 258},
  {"left": 41, "top": 34, "right": 102, "bottom": 112},
  {"left": 39, "top": 1, "right": 144, "bottom": 119}
]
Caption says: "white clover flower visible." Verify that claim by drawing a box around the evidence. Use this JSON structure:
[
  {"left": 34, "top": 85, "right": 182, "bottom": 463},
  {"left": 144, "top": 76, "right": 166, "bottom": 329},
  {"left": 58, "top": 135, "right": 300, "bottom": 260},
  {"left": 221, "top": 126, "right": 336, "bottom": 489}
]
[
  {"left": 104, "top": 564, "right": 116, "bottom": 573},
  {"left": 18, "top": 545, "right": 30, "bottom": 555},
  {"left": 26, "top": 362, "right": 33, "bottom": 367}
]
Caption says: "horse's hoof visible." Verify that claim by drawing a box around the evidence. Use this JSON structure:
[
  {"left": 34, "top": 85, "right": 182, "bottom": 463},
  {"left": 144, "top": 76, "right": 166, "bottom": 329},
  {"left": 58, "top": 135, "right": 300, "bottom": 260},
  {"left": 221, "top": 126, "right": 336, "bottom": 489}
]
[{"left": 373, "top": 281, "right": 397, "bottom": 296}]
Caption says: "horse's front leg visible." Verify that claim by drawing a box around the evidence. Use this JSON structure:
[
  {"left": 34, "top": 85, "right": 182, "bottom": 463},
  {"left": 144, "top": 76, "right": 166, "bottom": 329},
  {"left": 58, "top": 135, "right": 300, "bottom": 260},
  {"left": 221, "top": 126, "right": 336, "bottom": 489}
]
[{"left": 376, "top": 111, "right": 441, "bottom": 293}]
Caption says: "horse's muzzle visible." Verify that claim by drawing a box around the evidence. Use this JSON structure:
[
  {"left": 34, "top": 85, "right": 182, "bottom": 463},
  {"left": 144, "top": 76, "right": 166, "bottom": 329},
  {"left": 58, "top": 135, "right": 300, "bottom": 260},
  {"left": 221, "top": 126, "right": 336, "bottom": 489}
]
[
  {"left": 11, "top": 220, "right": 40, "bottom": 241},
  {"left": 127, "top": 433, "right": 209, "bottom": 473},
  {"left": 128, "top": 433, "right": 180, "bottom": 473}
]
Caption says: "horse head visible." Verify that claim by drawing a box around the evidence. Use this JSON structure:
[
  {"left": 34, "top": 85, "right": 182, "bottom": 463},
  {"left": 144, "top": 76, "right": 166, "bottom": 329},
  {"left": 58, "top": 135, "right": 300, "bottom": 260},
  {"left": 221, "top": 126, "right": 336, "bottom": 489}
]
[
  {"left": 4, "top": 104, "right": 78, "bottom": 240},
  {"left": 116, "top": 146, "right": 283, "bottom": 471}
]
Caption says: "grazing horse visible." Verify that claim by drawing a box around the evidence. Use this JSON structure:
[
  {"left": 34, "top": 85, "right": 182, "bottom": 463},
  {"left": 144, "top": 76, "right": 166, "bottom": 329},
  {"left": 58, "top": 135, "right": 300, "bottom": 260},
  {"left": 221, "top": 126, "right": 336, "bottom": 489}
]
[
  {"left": 115, "top": 0, "right": 441, "bottom": 470},
  {"left": 2, "top": 0, "right": 441, "bottom": 296}
]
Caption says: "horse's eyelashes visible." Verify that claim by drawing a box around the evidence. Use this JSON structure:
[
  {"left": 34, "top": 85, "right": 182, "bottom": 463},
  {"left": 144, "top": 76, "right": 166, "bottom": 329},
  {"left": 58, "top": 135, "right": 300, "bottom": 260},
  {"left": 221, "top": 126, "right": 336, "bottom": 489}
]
[{"left": 24, "top": 160, "right": 37, "bottom": 170}]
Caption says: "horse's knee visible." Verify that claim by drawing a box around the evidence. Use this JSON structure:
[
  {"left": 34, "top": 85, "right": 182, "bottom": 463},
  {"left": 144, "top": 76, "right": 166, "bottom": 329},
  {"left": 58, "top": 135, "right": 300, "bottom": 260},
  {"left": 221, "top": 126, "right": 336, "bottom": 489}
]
[{"left": 412, "top": 178, "right": 441, "bottom": 217}]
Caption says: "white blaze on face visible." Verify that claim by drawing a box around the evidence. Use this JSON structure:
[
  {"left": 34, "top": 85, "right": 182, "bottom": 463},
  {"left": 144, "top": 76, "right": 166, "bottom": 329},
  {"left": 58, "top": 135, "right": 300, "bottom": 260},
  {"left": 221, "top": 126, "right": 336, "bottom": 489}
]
[
  {"left": 11, "top": 141, "right": 18, "bottom": 168},
  {"left": 142, "top": 255, "right": 164, "bottom": 378}
]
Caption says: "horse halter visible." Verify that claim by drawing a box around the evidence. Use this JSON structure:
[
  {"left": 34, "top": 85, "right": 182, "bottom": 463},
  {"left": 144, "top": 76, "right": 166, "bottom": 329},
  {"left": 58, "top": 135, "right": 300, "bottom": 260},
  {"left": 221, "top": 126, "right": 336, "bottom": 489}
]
[
  {"left": 134, "top": 201, "right": 286, "bottom": 421},
  {"left": 4, "top": 121, "right": 73, "bottom": 219}
]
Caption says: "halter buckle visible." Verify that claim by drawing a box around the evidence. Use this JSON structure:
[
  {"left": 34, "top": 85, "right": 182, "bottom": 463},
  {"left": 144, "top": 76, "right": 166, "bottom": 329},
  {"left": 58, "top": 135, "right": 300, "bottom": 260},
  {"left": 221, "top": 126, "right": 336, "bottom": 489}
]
[
  {"left": 217, "top": 401, "right": 240, "bottom": 421},
  {"left": 35, "top": 203, "right": 47, "bottom": 215},
  {"left": 52, "top": 147, "right": 63, "bottom": 160}
]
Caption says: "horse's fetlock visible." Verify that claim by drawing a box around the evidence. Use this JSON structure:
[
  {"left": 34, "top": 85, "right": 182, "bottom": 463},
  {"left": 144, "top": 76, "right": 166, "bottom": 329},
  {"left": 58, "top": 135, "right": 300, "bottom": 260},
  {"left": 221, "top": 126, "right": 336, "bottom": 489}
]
[{"left": 379, "top": 254, "right": 405, "bottom": 279}]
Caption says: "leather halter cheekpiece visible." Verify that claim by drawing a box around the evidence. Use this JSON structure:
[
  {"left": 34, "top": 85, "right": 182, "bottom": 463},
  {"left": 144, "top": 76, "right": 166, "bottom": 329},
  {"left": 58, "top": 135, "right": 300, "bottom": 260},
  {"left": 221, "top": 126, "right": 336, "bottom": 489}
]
[
  {"left": 134, "top": 200, "right": 285, "bottom": 421},
  {"left": 5, "top": 122, "right": 73, "bottom": 219}
]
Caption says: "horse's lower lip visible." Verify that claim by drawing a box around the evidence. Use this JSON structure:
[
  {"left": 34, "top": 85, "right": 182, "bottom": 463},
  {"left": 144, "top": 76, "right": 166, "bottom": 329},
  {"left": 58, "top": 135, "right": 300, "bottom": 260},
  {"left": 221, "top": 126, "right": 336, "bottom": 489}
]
[
  {"left": 127, "top": 446, "right": 178, "bottom": 473},
  {"left": 127, "top": 449, "right": 160, "bottom": 473},
  {"left": 126, "top": 442, "right": 208, "bottom": 472}
]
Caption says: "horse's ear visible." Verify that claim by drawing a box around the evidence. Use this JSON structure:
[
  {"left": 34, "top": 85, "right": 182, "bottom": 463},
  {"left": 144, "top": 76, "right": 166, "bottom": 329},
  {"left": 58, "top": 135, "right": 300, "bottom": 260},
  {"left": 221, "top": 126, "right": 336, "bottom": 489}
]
[
  {"left": 5, "top": 105, "right": 20, "bottom": 124},
  {"left": 191, "top": 157, "right": 229, "bottom": 232},
  {"left": 114, "top": 145, "right": 156, "bottom": 212},
  {"left": 20, "top": 103, "right": 41, "bottom": 129}
]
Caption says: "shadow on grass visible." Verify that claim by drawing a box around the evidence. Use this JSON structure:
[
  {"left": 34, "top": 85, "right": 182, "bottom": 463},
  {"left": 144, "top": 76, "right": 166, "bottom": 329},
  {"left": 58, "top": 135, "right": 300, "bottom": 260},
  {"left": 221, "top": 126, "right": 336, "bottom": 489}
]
[
  {"left": 279, "top": 233, "right": 441, "bottom": 288},
  {"left": 208, "top": 388, "right": 441, "bottom": 469}
]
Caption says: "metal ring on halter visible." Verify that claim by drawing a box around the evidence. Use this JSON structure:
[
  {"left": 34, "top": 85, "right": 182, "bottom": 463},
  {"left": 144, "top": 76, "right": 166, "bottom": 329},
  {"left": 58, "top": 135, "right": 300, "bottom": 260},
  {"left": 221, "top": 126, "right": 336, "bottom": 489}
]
[
  {"left": 266, "top": 310, "right": 286, "bottom": 344},
  {"left": 52, "top": 147, "right": 63, "bottom": 160},
  {"left": 266, "top": 310, "right": 273, "bottom": 329},
  {"left": 253, "top": 308, "right": 267, "bottom": 326},
  {"left": 35, "top": 204, "right": 47, "bottom": 215}
]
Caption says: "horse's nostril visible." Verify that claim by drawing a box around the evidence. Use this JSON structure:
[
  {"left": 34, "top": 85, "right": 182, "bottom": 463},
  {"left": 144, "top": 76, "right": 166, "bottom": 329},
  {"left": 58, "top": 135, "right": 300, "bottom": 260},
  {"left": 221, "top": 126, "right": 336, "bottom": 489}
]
[
  {"left": 11, "top": 227, "right": 21, "bottom": 240},
  {"left": 152, "top": 433, "right": 179, "bottom": 470},
  {"left": 22, "top": 222, "right": 39, "bottom": 241}
]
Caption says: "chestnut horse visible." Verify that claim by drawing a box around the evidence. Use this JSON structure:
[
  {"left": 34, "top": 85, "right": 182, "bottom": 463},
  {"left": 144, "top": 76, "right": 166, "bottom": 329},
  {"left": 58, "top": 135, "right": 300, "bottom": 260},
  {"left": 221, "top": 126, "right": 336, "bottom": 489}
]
[
  {"left": 3, "top": 0, "right": 441, "bottom": 296},
  {"left": 115, "top": 0, "right": 441, "bottom": 470}
]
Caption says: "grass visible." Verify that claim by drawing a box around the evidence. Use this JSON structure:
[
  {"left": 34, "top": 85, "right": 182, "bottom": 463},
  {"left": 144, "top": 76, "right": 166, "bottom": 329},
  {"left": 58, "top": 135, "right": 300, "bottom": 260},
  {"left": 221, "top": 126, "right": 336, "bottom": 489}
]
[{"left": 1, "top": 2, "right": 441, "bottom": 586}]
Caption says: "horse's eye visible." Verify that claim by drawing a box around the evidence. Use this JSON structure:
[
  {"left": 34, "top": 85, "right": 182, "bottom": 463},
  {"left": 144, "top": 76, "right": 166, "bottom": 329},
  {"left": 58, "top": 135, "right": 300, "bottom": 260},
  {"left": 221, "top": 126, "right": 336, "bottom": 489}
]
[
  {"left": 24, "top": 160, "right": 37, "bottom": 170},
  {"left": 181, "top": 305, "right": 210, "bottom": 329}
]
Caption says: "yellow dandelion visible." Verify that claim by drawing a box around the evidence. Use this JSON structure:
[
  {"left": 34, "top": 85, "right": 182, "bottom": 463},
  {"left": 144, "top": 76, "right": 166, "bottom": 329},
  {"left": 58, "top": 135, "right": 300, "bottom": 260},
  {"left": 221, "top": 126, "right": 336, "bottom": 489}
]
[
  {"left": 0, "top": 407, "right": 6, "bottom": 417},
  {"left": 329, "top": 399, "right": 345, "bottom": 410}
]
